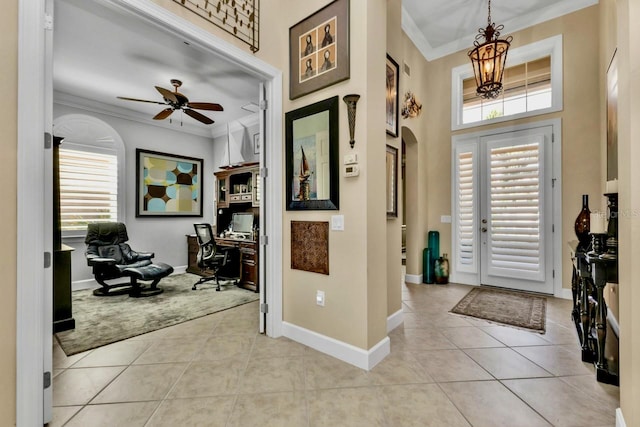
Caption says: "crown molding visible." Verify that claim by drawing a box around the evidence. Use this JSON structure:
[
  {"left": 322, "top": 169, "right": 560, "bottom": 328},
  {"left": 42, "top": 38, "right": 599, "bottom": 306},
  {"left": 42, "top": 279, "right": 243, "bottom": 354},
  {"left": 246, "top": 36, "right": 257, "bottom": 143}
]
[{"left": 402, "top": 0, "right": 598, "bottom": 61}]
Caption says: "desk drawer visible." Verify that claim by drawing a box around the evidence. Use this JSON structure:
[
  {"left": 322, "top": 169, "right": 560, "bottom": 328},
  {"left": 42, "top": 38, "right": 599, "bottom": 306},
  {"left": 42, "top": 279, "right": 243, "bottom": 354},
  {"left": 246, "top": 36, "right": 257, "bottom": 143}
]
[
  {"left": 229, "top": 194, "right": 241, "bottom": 202},
  {"left": 241, "top": 194, "right": 252, "bottom": 201}
]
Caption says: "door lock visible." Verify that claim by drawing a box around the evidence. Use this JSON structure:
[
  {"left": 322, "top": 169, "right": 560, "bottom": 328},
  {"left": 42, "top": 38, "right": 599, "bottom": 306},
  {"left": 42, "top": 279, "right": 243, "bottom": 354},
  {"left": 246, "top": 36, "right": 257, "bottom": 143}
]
[{"left": 481, "top": 227, "right": 488, "bottom": 232}]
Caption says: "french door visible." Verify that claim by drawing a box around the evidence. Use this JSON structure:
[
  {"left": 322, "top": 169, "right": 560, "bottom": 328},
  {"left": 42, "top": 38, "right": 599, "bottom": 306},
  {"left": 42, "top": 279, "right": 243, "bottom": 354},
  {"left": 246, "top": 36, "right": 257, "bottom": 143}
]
[{"left": 452, "top": 125, "right": 555, "bottom": 294}]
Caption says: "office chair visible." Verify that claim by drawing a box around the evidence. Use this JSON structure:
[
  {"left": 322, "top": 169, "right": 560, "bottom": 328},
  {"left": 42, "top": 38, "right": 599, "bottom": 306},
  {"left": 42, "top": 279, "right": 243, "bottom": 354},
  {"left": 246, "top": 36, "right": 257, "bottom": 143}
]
[{"left": 192, "top": 223, "right": 240, "bottom": 291}]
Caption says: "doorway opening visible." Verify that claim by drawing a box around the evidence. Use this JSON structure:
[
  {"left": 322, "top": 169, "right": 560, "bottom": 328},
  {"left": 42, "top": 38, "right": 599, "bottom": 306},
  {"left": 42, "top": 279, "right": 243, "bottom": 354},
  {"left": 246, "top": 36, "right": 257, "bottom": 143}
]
[
  {"left": 450, "top": 120, "right": 562, "bottom": 295},
  {"left": 17, "top": 0, "right": 283, "bottom": 424}
]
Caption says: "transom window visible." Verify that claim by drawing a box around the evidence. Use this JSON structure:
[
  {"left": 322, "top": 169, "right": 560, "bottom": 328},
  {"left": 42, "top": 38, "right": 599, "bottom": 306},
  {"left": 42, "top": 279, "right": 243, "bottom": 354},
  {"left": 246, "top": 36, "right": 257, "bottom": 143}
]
[
  {"left": 462, "top": 56, "right": 551, "bottom": 124},
  {"left": 451, "top": 35, "right": 563, "bottom": 130}
]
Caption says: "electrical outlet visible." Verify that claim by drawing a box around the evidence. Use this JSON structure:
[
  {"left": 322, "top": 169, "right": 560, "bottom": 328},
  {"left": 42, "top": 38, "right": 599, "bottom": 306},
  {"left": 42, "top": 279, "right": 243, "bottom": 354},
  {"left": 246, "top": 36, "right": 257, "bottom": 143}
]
[{"left": 316, "top": 290, "right": 325, "bottom": 306}]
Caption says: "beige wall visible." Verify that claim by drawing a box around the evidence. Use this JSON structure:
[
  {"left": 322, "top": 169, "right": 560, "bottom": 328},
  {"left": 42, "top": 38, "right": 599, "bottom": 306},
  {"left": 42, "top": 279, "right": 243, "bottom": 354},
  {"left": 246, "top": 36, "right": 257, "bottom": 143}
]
[
  {"left": 616, "top": 0, "right": 640, "bottom": 424},
  {"left": 385, "top": 0, "right": 402, "bottom": 317},
  {"left": 1, "top": 0, "right": 17, "bottom": 424},
  {"left": 282, "top": 0, "right": 388, "bottom": 350},
  {"left": 411, "top": 6, "right": 602, "bottom": 292},
  {"left": 599, "top": 0, "right": 620, "bottom": 320}
]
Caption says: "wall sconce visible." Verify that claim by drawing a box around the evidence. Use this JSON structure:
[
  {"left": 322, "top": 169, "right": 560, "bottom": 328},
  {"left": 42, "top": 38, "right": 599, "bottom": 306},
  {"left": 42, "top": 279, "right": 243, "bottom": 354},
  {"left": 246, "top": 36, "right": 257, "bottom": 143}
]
[
  {"left": 401, "top": 92, "right": 422, "bottom": 119},
  {"left": 343, "top": 94, "right": 360, "bottom": 148}
]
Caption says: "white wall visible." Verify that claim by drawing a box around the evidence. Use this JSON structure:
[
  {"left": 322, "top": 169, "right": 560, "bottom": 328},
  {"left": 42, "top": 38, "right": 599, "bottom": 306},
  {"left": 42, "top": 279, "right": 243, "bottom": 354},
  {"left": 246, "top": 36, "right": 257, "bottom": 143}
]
[{"left": 53, "top": 103, "right": 216, "bottom": 289}]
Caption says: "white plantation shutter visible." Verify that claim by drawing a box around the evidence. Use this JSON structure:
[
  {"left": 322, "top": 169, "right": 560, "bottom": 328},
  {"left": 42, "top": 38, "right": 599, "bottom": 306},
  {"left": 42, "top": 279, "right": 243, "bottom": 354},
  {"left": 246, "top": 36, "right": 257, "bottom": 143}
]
[
  {"left": 59, "top": 146, "right": 118, "bottom": 231},
  {"left": 486, "top": 140, "right": 545, "bottom": 281},
  {"left": 453, "top": 142, "right": 479, "bottom": 282}
]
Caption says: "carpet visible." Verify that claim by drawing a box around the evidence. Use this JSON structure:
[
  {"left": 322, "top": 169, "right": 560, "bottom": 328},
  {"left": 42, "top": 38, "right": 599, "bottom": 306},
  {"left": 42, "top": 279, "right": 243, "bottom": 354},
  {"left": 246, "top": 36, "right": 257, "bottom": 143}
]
[
  {"left": 450, "top": 287, "right": 547, "bottom": 333},
  {"left": 55, "top": 273, "right": 260, "bottom": 356}
]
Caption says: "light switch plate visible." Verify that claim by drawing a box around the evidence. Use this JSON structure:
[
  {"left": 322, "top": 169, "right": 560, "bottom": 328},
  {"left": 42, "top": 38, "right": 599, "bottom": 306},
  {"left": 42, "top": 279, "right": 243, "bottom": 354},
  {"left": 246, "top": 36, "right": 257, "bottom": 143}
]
[
  {"left": 441, "top": 215, "right": 452, "bottom": 223},
  {"left": 316, "top": 290, "right": 325, "bottom": 306},
  {"left": 331, "top": 215, "right": 344, "bottom": 231}
]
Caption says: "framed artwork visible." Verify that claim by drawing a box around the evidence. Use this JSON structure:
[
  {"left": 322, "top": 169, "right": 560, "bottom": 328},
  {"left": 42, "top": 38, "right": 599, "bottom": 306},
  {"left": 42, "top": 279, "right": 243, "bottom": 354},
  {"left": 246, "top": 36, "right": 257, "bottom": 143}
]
[
  {"left": 386, "top": 54, "right": 399, "bottom": 137},
  {"left": 253, "top": 133, "right": 260, "bottom": 154},
  {"left": 386, "top": 145, "right": 398, "bottom": 218},
  {"left": 135, "top": 149, "right": 203, "bottom": 217},
  {"left": 607, "top": 50, "right": 618, "bottom": 181},
  {"left": 289, "top": 0, "right": 350, "bottom": 100},
  {"left": 291, "top": 221, "right": 329, "bottom": 275},
  {"left": 285, "top": 96, "right": 339, "bottom": 210}
]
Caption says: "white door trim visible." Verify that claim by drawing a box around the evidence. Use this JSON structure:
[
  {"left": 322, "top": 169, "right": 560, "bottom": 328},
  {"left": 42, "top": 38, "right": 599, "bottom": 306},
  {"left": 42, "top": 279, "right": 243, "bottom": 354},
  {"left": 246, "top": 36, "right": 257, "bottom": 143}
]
[
  {"left": 17, "top": 0, "right": 283, "bottom": 424},
  {"left": 450, "top": 118, "right": 563, "bottom": 297}
]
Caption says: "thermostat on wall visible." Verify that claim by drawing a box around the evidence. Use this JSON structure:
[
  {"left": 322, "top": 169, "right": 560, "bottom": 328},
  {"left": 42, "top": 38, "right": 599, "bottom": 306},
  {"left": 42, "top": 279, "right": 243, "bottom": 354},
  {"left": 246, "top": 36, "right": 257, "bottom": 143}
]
[{"left": 344, "top": 164, "right": 360, "bottom": 177}]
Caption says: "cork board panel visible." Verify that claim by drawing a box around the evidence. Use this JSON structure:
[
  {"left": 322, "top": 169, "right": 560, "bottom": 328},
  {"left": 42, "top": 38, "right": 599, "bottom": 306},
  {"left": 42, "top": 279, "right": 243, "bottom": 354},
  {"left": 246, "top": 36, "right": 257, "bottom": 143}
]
[{"left": 291, "top": 221, "right": 329, "bottom": 275}]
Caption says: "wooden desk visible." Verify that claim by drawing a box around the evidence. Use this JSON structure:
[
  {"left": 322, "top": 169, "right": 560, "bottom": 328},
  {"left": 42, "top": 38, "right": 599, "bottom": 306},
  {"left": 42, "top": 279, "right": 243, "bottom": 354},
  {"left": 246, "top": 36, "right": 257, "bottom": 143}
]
[
  {"left": 186, "top": 235, "right": 259, "bottom": 292},
  {"left": 216, "top": 237, "right": 259, "bottom": 292}
]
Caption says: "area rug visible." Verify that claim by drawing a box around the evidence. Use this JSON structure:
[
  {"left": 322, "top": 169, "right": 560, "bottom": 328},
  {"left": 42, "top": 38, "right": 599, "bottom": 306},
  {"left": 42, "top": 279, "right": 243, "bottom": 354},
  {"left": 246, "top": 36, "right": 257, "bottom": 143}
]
[
  {"left": 55, "top": 273, "right": 259, "bottom": 356},
  {"left": 449, "top": 287, "right": 547, "bottom": 333}
]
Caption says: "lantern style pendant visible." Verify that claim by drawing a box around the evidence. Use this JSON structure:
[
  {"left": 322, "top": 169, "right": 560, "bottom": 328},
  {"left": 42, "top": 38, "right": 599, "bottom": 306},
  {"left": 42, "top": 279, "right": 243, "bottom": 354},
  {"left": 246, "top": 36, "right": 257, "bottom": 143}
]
[{"left": 468, "top": 0, "right": 512, "bottom": 99}]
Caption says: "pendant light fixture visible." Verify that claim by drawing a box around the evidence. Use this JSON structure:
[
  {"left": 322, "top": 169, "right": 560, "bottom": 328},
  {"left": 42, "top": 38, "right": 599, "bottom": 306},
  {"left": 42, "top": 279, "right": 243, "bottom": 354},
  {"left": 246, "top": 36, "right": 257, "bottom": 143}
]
[{"left": 468, "top": 0, "right": 512, "bottom": 99}]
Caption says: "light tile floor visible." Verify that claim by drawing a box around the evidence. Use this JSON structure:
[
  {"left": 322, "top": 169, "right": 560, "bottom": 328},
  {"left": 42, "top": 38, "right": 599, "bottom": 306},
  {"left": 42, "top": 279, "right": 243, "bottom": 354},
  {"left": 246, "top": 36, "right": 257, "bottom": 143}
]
[{"left": 50, "top": 280, "right": 619, "bottom": 426}]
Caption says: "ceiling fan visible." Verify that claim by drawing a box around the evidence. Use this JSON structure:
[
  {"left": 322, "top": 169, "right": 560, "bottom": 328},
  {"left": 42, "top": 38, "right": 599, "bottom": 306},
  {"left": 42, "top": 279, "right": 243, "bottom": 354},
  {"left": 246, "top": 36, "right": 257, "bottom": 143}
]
[{"left": 117, "top": 79, "right": 223, "bottom": 125}]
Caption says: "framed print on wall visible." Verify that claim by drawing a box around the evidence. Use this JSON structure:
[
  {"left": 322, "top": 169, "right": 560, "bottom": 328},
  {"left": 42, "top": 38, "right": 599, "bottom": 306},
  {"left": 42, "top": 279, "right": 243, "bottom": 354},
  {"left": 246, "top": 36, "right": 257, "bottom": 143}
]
[
  {"left": 136, "top": 149, "right": 203, "bottom": 217},
  {"left": 386, "top": 145, "right": 398, "bottom": 217},
  {"left": 289, "top": 0, "right": 350, "bottom": 100},
  {"left": 607, "top": 50, "right": 618, "bottom": 181},
  {"left": 253, "top": 133, "right": 260, "bottom": 154},
  {"left": 285, "top": 96, "right": 339, "bottom": 210},
  {"left": 386, "top": 54, "right": 399, "bottom": 137}
]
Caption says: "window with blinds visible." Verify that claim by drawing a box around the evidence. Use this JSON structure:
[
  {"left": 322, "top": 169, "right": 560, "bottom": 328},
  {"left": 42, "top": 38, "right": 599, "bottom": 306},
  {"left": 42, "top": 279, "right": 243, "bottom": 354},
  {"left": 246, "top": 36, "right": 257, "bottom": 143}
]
[
  {"left": 463, "top": 56, "right": 551, "bottom": 125},
  {"left": 59, "top": 147, "right": 118, "bottom": 231},
  {"left": 488, "top": 142, "right": 541, "bottom": 275},
  {"left": 457, "top": 151, "right": 475, "bottom": 268}
]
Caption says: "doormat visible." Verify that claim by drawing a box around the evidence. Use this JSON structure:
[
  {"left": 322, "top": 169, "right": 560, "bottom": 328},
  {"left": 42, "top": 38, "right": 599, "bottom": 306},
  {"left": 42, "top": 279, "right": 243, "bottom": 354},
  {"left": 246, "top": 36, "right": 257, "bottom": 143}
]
[
  {"left": 450, "top": 287, "right": 546, "bottom": 333},
  {"left": 55, "top": 273, "right": 259, "bottom": 356}
]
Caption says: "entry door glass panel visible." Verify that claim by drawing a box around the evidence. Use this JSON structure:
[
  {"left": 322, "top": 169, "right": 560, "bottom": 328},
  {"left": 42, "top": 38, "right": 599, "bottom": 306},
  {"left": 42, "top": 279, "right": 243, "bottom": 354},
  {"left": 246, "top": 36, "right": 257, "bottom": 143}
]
[{"left": 484, "top": 137, "right": 544, "bottom": 282}]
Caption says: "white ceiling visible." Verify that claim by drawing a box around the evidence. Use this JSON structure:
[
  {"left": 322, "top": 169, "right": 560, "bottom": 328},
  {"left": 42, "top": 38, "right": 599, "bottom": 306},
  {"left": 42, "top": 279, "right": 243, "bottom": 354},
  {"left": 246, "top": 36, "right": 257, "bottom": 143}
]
[
  {"left": 402, "top": 0, "right": 598, "bottom": 60},
  {"left": 53, "top": 0, "right": 261, "bottom": 137}
]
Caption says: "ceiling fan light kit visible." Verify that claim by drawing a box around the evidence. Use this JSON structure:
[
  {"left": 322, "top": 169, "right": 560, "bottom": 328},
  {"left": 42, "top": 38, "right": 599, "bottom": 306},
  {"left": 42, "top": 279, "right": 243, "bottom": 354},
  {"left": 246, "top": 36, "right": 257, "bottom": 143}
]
[
  {"left": 117, "top": 79, "right": 224, "bottom": 125},
  {"left": 468, "top": 0, "right": 512, "bottom": 100}
]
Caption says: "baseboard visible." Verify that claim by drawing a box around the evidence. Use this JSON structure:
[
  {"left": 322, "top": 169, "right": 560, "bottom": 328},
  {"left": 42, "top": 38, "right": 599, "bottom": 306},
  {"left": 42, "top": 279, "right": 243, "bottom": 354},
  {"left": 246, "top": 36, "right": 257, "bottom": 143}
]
[
  {"left": 282, "top": 321, "right": 390, "bottom": 370},
  {"left": 405, "top": 273, "right": 423, "bottom": 284},
  {"left": 72, "top": 265, "right": 187, "bottom": 292},
  {"left": 387, "top": 309, "right": 404, "bottom": 333},
  {"left": 616, "top": 408, "right": 626, "bottom": 427}
]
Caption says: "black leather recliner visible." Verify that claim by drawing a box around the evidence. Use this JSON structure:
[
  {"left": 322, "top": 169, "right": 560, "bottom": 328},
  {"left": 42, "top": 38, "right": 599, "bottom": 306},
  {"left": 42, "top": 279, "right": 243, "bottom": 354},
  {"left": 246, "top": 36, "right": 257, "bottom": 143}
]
[{"left": 85, "top": 222, "right": 174, "bottom": 297}]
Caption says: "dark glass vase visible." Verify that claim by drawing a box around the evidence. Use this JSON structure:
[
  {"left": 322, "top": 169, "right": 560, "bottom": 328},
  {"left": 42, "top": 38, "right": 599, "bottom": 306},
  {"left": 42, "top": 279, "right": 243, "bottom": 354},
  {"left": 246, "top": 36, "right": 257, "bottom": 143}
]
[
  {"left": 574, "top": 194, "right": 591, "bottom": 250},
  {"left": 434, "top": 253, "right": 449, "bottom": 284}
]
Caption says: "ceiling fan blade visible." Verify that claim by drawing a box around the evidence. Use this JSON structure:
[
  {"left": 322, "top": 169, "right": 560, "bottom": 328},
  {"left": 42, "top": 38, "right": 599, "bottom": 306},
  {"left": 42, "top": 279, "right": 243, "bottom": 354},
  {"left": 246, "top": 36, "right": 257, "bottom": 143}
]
[
  {"left": 184, "top": 109, "right": 214, "bottom": 125},
  {"left": 117, "top": 96, "right": 166, "bottom": 105},
  {"left": 155, "top": 86, "right": 178, "bottom": 104},
  {"left": 187, "top": 102, "right": 224, "bottom": 111},
  {"left": 153, "top": 108, "right": 174, "bottom": 120}
]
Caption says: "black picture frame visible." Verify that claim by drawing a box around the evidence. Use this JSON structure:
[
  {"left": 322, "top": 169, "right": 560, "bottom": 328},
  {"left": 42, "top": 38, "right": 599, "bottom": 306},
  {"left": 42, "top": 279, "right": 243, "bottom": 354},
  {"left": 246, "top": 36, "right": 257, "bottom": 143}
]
[
  {"left": 285, "top": 96, "right": 340, "bottom": 210},
  {"left": 386, "top": 54, "right": 399, "bottom": 137},
  {"left": 289, "top": 0, "right": 350, "bottom": 100},
  {"left": 135, "top": 149, "right": 204, "bottom": 217},
  {"left": 386, "top": 145, "right": 398, "bottom": 217}
]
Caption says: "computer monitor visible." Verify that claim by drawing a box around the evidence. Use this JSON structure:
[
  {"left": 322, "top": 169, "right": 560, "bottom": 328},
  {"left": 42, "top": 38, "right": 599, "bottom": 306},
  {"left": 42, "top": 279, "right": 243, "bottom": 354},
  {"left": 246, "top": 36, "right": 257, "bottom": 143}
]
[{"left": 231, "top": 212, "right": 254, "bottom": 234}]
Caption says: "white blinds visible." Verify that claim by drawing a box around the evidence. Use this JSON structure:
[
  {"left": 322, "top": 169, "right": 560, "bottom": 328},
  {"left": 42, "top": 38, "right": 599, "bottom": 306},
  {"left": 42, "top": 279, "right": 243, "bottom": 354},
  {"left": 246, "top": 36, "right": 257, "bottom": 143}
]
[
  {"left": 456, "top": 149, "right": 476, "bottom": 271},
  {"left": 59, "top": 148, "right": 118, "bottom": 231},
  {"left": 488, "top": 142, "right": 541, "bottom": 273}
]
